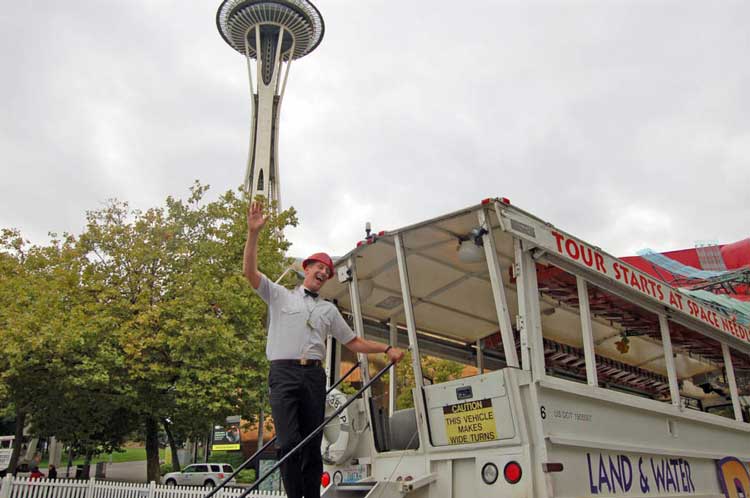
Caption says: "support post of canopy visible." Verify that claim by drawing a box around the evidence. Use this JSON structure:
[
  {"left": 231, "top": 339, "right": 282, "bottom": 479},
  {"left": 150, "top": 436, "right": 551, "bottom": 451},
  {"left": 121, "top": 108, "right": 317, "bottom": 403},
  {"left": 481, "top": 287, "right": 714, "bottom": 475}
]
[
  {"left": 513, "top": 239, "right": 531, "bottom": 371},
  {"left": 514, "top": 240, "right": 546, "bottom": 379},
  {"left": 658, "top": 315, "right": 681, "bottom": 409},
  {"left": 478, "top": 208, "right": 519, "bottom": 368},
  {"left": 576, "top": 276, "right": 599, "bottom": 387},
  {"left": 395, "top": 234, "right": 425, "bottom": 388},
  {"left": 389, "top": 319, "right": 398, "bottom": 417},
  {"left": 722, "top": 342, "right": 743, "bottom": 422},
  {"left": 476, "top": 339, "right": 484, "bottom": 374},
  {"left": 348, "top": 257, "right": 370, "bottom": 385},
  {"left": 325, "top": 338, "right": 335, "bottom": 389}
]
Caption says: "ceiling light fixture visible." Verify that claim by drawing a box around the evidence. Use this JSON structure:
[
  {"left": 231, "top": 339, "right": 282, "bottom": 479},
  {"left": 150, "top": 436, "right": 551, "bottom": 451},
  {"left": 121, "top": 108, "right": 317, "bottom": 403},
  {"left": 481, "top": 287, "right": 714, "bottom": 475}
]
[{"left": 457, "top": 227, "right": 489, "bottom": 263}]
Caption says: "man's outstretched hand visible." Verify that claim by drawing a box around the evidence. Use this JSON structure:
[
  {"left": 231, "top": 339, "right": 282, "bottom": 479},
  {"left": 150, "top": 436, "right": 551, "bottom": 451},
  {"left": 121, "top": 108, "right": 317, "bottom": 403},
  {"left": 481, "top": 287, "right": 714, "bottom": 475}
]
[{"left": 247, "top": 201, "right": 268, "bottom": 234}]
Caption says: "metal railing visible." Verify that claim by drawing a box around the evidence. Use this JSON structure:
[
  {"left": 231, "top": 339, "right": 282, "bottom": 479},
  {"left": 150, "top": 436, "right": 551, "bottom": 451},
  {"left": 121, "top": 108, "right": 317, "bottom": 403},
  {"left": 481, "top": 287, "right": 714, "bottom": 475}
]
[
  {"left": 235, "top": 361, "right": 394, "bottom": 498},
  {"left": 206, "top": 361, "right": 365, "bottom": 498}
]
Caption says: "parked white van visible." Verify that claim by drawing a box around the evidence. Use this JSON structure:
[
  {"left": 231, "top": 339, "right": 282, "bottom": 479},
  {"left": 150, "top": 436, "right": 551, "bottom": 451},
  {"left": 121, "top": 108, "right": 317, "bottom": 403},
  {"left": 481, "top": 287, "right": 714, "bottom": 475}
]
[
  {"left": 318, "top": 198, "right": 750, "bottom": 498},
  {"left": 162, "top": 462, "right": 236, "bottom": 488}
]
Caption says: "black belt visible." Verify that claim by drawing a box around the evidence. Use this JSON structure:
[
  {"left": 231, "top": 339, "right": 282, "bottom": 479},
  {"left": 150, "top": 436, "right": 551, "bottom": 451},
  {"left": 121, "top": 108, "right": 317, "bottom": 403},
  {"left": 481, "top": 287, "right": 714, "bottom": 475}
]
[{"left": 271, "top": 359, "right": 323, "bottom": 368}]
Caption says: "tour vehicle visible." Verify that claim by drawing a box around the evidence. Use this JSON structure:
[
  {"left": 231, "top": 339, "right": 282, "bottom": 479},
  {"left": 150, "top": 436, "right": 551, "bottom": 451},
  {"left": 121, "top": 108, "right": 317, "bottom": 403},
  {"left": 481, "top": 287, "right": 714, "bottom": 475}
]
[{"left": 316, "top": 198, "right": 750, "bottom": 498}]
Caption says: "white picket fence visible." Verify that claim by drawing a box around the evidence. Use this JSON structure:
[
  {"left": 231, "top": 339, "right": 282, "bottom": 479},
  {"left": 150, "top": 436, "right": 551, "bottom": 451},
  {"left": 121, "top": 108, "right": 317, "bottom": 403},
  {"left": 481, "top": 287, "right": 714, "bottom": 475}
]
[{"left": 0, "top": 476, "right": 285, "bottom": 498}]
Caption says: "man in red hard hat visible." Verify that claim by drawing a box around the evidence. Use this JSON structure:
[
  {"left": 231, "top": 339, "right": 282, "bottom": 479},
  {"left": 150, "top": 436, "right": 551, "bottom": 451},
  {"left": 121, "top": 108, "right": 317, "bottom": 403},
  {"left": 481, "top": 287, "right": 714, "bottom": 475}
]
[
  {"left": 243, "top": 201, "right": 404, "bottom": 498},
  {"left": 301, "top": 252, "right": 335, "bottom": 290}
]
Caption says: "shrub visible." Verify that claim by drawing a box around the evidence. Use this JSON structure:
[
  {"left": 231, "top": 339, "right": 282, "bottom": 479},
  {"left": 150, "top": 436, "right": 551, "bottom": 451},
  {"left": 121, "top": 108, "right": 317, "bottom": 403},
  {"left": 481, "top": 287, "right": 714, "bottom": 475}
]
[
  {"left": 236, "top": 469, "right": 256, "bottom": 483},
  {"left": 159, "top": 463, "right": 173, "bottom": 476}
]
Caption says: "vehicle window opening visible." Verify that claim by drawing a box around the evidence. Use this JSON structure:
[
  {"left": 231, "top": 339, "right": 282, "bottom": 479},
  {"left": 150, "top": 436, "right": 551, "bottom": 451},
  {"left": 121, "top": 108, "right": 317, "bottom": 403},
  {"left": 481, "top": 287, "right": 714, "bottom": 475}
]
[
  {"left": 534, "top": 263, "right": 591, "bottom": 386},
  {"left": 585, "top": 283, "right": 674, "bottom": 402},
  {"left": 401, "top": 223, "right": 515, "bottom": 381},
  {"left": 664, "top": 319, "right": 744, "bottom": 418},
  {"left": 536, "top": 262, "right": 681, "bottom": 402},
  {"left": 339, "top": 238, "right": 423, "bottom": 453}
]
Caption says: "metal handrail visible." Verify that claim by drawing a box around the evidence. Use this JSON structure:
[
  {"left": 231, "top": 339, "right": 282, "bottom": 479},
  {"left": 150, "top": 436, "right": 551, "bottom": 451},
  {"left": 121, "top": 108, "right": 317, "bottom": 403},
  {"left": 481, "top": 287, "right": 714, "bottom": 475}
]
[
  {"left": 205, "top": 361, "right": 361, "bottom": 498},
  {"left": 234, "top": 361, "right": 395, "bottom": 498}
]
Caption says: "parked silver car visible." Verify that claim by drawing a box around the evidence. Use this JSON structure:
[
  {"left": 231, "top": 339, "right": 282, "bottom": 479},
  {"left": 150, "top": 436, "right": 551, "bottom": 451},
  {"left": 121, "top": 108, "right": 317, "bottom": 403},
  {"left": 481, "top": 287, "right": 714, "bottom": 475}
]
[{"left": 162, "top": 463, "right": 236, "bottom": 487}]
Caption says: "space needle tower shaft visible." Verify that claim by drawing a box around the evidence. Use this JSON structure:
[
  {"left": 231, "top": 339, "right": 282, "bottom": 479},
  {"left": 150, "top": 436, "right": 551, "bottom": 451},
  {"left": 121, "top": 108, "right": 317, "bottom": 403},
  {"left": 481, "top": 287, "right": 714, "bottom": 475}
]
[{"left": 217, "top": 0, "right": 324, "bottom": 210}]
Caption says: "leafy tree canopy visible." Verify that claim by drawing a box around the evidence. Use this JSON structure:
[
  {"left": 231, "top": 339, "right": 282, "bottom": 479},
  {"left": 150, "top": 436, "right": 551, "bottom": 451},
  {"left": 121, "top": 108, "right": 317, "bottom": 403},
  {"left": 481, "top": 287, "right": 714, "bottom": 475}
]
[{"left": 0, "top": 183, "right": 296, "bottom": 481}]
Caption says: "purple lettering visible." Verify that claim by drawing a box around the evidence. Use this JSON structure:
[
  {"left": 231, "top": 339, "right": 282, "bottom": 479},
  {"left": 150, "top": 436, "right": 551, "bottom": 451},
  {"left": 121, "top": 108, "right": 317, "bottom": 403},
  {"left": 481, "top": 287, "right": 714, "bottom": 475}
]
[
  {"left": 621, "top": 456, "right": 633, "bottom": 491},
  {"left": 651, "top": 459, "right": 666, "bottom": 492},
  {"left": 598, "top": 454, "right": 611, "bottom": 493},
  {"left": 609, "top": 455, "right": 622, "bottom": 492},
  {"left": 587, "top": 453, "right": 599, "bottom": 494},
  {"left": 664, "top": 459, "right": 676, "bottom": 492}
]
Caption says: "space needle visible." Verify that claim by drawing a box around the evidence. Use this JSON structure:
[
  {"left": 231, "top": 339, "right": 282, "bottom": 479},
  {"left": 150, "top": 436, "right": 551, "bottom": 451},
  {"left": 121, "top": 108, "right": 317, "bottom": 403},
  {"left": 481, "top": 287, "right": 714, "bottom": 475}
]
[{"left": 216, "top": 0, "right": 325, "bottom": 210}]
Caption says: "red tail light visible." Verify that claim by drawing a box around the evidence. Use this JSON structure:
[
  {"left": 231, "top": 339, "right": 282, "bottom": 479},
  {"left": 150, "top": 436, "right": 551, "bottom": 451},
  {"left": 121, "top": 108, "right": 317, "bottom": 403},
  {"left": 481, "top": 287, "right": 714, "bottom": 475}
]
[
  {"left": 504, "top": 461, "right": 522, "bottom": 484},
  {"left": 321, "top": 471, "right": 331, "bottom": 487}
]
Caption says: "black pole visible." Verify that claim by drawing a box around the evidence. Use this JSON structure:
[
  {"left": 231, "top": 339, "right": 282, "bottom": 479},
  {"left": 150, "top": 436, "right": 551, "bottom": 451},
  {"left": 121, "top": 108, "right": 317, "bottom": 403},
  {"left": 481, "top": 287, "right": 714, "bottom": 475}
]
[
  {"left": 205, "top": 361, "right": 361, "bottom": 498},
  {"left": 235, "top": 361, "right": 395, "bottom": 498}
]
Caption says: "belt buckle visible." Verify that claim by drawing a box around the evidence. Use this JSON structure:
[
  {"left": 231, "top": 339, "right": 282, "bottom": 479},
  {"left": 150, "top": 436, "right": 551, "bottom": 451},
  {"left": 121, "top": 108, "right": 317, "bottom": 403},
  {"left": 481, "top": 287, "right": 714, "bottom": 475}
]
[{"left": 299, "top": 359, "right": 311, "bottom": 366}]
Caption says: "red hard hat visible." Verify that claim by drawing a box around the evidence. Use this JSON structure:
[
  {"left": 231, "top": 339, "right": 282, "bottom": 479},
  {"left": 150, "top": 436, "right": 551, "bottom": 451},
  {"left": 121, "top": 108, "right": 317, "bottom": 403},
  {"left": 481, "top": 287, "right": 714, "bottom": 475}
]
[{"left": 302, "top": 252, "right": 335, "bottom": 278}]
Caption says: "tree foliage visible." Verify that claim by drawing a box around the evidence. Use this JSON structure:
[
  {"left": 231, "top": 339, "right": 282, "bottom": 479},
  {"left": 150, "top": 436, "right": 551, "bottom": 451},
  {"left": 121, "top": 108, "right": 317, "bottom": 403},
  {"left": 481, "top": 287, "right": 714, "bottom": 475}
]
[
  {"left": 0, "top": 183, "right": 295, "bottom": 481},
  {"left": 385, "top": 351, "right": 465, "bottom": 410},
  {"left": 0, "top": 228, "right": 101, "bottom": 472}
]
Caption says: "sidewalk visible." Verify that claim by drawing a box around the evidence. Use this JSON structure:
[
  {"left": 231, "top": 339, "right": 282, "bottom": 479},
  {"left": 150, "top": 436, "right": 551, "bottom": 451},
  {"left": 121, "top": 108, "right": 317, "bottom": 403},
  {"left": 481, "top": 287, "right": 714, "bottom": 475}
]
[{"left": 43, "top": 460, "right": 147, "bottom": 482}]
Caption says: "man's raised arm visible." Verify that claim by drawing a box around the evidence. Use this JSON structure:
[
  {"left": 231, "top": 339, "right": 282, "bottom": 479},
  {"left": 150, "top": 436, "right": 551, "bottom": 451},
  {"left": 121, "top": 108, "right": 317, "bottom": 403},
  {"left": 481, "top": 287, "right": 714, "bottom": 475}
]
[{"left": 243, "top": 201, "right": 267, "bottom": 289}]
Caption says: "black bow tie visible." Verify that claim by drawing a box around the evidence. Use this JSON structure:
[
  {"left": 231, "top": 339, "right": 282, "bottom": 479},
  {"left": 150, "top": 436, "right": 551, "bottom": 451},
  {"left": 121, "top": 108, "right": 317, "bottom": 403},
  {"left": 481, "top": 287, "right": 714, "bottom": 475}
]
[{"left": 304, "top": 289, "right": 319, "bottom": 299}]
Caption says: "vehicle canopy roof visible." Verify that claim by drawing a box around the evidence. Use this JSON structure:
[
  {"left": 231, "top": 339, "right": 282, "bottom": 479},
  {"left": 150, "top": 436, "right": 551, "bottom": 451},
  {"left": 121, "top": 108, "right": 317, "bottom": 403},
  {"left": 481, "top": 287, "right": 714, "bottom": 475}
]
[{"left": 321, "top": 199, "right": 750, "bottom": 390}]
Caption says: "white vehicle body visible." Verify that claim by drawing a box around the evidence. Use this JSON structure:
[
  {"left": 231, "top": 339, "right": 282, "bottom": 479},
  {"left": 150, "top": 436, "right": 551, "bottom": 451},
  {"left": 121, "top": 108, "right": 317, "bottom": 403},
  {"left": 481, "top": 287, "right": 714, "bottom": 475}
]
[
  {"left": 319, "top": 199, "right": 750, "bottom": 498},
  {"left": 162, "top": 463, "right": 236, "bottom": 488}
]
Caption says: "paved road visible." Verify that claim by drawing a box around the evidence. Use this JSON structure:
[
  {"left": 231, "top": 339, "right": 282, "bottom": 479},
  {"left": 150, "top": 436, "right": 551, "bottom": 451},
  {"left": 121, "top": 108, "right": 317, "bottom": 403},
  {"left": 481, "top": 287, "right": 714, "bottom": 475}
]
[
  {"left": 104, "top": 461, "right": 147, "bottom": 482},
  {"left": 45, "top": 461, "right": 147, "bottom": 482}
]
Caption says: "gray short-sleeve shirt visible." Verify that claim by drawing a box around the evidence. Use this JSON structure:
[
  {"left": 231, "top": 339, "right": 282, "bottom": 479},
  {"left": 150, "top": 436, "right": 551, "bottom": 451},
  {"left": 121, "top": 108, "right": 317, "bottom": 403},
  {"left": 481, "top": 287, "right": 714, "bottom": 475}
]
[{"left": 255, "top": 274, "right": 356, "bottom": 361}]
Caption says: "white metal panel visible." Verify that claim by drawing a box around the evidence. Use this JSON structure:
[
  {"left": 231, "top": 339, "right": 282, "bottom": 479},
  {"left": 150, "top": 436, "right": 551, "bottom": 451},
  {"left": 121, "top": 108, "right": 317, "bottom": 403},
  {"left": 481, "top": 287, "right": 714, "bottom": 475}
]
[{"left": 423, "top": 371, "right": 516, "bottom": 447}]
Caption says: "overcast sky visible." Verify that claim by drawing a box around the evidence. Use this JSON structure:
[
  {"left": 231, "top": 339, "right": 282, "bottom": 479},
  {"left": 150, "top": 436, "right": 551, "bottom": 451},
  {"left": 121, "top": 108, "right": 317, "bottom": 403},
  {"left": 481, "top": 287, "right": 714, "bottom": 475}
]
[{"left": 2, "top": 1, "right": 749, "bottom": 259}]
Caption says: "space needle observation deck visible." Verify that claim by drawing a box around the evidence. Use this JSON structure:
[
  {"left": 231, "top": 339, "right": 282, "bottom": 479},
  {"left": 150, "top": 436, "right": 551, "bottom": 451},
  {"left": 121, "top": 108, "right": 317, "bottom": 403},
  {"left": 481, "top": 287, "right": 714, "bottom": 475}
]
[{"left": 216, "top": 0, "right": 325, "bottom": 209}]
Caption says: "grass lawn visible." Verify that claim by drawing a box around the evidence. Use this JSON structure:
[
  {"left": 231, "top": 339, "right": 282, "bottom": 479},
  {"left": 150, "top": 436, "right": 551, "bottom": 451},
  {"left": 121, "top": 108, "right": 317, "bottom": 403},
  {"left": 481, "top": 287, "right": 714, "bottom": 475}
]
[{"left": 42, "top": 447, "right": 171, "bottom": 467}]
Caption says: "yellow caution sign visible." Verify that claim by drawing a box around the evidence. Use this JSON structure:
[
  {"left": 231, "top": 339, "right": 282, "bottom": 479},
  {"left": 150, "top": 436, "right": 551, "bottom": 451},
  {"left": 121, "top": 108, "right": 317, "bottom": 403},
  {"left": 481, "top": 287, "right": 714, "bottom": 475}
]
[{"left": 442, "top": 399, "right": 498, "bottom": 445}]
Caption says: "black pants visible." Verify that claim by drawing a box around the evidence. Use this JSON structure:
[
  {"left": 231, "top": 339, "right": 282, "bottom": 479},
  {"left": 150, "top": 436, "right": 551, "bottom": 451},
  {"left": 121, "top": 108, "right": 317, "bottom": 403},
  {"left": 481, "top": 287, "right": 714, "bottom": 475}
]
[{"left": 269, "top": 363, "right": 326, "bottom": 498}]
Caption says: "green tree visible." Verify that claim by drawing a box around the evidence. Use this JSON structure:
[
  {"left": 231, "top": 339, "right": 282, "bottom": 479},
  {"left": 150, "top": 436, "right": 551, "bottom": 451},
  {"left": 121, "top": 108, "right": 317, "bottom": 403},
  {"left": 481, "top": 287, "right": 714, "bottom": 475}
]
[
  {"left": 76, "top": 183, "right": 295, "bottom": 482},
  {"left": 0, "top": 229, "right": 129, "bottom": 475},
  {"left": 391, "top": 352, "right": 465, "bottom": 409},
  {"left": 0, "top": 184, "right": 295, "bottom": 481}
]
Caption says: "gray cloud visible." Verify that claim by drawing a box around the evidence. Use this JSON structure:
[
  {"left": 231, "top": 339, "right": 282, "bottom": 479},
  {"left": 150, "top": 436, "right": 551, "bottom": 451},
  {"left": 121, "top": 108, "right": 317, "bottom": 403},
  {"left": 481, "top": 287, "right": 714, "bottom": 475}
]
[{"left": 1, "top": 1, "right": 748, "bottom": 259}]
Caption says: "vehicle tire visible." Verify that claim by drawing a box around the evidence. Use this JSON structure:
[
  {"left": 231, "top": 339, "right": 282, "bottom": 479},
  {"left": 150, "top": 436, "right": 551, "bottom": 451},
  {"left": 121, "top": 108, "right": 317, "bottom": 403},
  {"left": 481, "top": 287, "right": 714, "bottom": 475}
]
[
  {"left": 165, "top": 479, "right": 177, "bottom": 486},
  {"left": 204, "top": 480, "right": 216, "bottom": 488}
]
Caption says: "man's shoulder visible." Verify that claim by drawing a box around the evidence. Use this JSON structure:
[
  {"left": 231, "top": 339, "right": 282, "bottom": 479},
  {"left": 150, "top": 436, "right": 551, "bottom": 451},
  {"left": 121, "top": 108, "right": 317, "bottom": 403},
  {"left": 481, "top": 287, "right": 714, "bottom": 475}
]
[
  {"left": 319, "top": 299, "right": 343, "bottom": 315},
  {"left": 258, "top": 274, "right": 297, "bottom": 301},
  {"left": 319, "top": 298, "right": 337, "bottom": 308}
]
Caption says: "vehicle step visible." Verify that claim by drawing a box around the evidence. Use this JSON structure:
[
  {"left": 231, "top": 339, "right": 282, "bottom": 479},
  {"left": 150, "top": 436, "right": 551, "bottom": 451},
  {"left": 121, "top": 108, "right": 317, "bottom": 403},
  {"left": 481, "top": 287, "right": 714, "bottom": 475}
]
[{"left": 334, "top": 482, "right": 376, "bottom": 491}]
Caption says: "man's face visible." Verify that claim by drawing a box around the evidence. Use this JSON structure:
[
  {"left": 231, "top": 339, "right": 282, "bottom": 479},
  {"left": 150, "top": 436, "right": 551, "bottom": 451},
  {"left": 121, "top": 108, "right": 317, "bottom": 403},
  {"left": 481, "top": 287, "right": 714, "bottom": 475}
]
[{"left": 303, "top": 261, "right": 331, "bottom": 292}]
